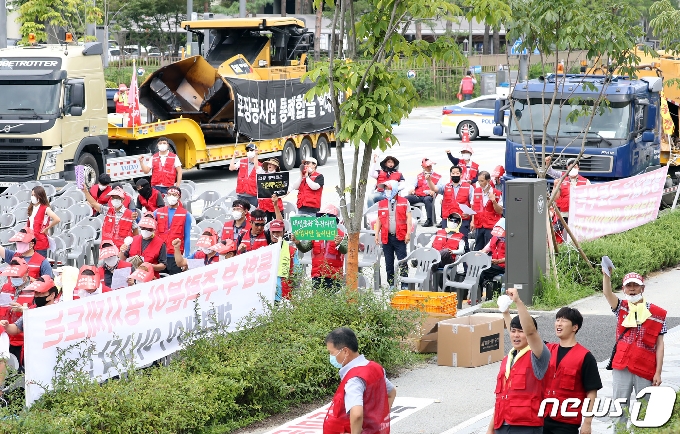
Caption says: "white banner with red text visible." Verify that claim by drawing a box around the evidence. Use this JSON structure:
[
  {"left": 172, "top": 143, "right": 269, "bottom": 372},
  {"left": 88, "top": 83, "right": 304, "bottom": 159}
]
[
  {"left": 23, "top": 243, "right": 280, "bottom": 406},
  {"left": 568, "top": 166, "right": 668, "bottom": 242}
]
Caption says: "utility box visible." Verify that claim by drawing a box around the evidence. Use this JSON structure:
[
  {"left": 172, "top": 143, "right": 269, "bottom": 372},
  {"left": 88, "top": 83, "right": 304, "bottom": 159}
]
[
  {"left": 504, "top": 178, "right": 547, "bottom": 305},
  {"left": 481, "top": 73, "right": 497, "bottom": 95}
]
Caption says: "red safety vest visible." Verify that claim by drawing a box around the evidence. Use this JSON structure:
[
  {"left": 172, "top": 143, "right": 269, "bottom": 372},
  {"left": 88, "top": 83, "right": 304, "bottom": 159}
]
[
  {"left": 311, "top": 229, "right": 345, "bottom": 278},
  {"left": 239, "top": 230, "right": 270, "bottom": 253},
  {"left": 323, "top": 360, "right": 390, "bottom": 434},
  {"left": 90, "top": 184, "right": 111, "bottom": 205},
  {"left": 461, "top": 76, "right": 474, "bottom": 94},
  {"left": 414, "top": 172, "right": 441, "bottom": 197},
  {"left": 237, "top": 159, "right": 260, "bottom": 196},
  {"left": 459, "top": 161, "right": 479, "bottom": 183},
  {"left": 612, "top": 301, "right": 667, "bottom": 381},
  {"left": 297, "top": 172, "right": 323, "bottom": 210},
  {"left": 489, "top": 236, "right": 506, "bottom": 269},
  {"left": 377, "top": 196, "right": 409, "bottom": 244},
  {"left": 431, "top": 229, "right": 464, "bottom": 253},
  {"left": 26, "top": 205, "right": 49, "bottom": 250},
  {"left": 128, "top": 235, "right": 166, "bottom": 278},
  {"left": 543, "top": 343, "right": 590, "bottom": 426},
  {"left": 156, "top": 206, "right": 187, "bottom": 255},
  {"left": 258, "top": 196, "right": 283, "bottom": 213},
  {"left": 442, "top": 182, "right": 472, "bottom": 221},
  {"left": 494, "top": 348, "right": 545, "bottom": 429},
  {"left": 138, "top": 189, "right": 162, "bottom": 213},
  {"left": 281, "top": 243, "right": 297, "bottom": 299},
  {"left": 151, "top": 152, "right": 178, "bottom": 187},
  {"left": 375, "top": 171, "right": 403, "bottom": 192},
  {"left": 101, "top": 206, "right": 135, "bottom": 248},
  {"left": 555, "top": 176, "right": 588, "bottom": 212},
  {"left": 221, "top": 219, "right": 251, "bottom": 242},
  {"left": 0, "top": 281, "right": 32, "bottom": 348},
  {"left": 472, "top": 187, "right": 503, "bottom": 229},
  {"left": 12, "top": 252, "right": 46, "bottom": 280},
  {"left": 98, "top": 260, "right": 133, "bottom": 293}
]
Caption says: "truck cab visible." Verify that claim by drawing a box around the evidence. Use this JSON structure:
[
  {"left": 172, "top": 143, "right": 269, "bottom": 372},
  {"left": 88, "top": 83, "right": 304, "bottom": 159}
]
[
  {"left": 0, "top": 42, "right": 108, "bottom": 187},
  {"left": 498, "top": 74, "right": 662, "bottom": 184}
]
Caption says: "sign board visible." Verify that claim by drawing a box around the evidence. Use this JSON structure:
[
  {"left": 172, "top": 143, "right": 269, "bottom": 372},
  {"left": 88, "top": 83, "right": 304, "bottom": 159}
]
[
  {"left": 472, "top": 65, "right": 482, "bottom": 74},
  {"left": 290, "top": 216, "right": 337, "bottom": 240},
  {"left": 257, "top": 172, "right": 289, "bottom": 198}
]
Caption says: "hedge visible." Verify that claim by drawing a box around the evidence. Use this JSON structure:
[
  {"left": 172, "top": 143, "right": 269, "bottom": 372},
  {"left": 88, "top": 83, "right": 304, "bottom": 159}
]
[{"left": 0, "top": 281, "right": 421, "bottom": 433}]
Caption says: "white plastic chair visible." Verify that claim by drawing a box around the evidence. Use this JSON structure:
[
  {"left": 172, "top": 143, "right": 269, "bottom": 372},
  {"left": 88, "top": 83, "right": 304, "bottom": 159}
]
[
  {"left": 49, "top": 234, "right": 70, "bottom": 266},
  {"left": 14, "top": 189, "right": 32, "bottom": 203},
  {"left": 52, "top": 209, "right": 74, "bottom": 235},
  {"left": 121, "top": 183, "right": 138, "bottom": 202},
  {"left": 282, "top": 201, "right": 297, "bottom": 220},
  {"left": 199, "top": 206, "right": 226, "bottom": 222},
  {"left": 196, "top": 218, "right": 223, "bottom": 235},
  {"left": 416, "top": 232, "right": 435, "bottom": 248},
  {"left": 42, "top": 184, "right": 57, "bottom": 198},
  {"left": 396, "top": 247, "right": 441, "bottom": 290},
  {"left": 0, "top": 196, "right": 18, "bottom": 215},
  {"left": 0, "top": 230, "right": 16, "bottom": 250},
  {"left": 21, "top": 181, "right": 42, "bottom": 190},
  {"left": 69, "top": 225, "right": 97, "bottom": 266},
  {"left": 1, "top": 184, "right": 22, "bottom": 197},
  {"left": 358, "top": 233, "right": 382, "bottom": 291},
  {"left": 188, "top": 191, "right": 222, "bottom": 216},
  {"left": 442, "top": 251, "right": 491, "bottom": 308},
  {"left": 62, "top": 189, "right": 86, "bottom": 203},
  {"left": 67, "top": 203, "right": 93, "bottom": 226},
  {"left": 0, "top": 213, "right": 15, "bottom": 229},
  {"left": 12, "top": 203, "right": 29, "bottom": 223},
  {"left": 51, "top": 195, "right": 75, "bottom": 210}
]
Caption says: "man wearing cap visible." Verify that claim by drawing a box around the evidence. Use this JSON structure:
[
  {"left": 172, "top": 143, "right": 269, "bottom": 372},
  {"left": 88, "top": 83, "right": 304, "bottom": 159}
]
[
  {"left": 217, "top": 240, "right": 238, "bottom": 261},
  {"left": 259, "top": 159, "right": 286, "bottom": 222},
  {"left": 291, "top": 157, "right": 324, "bottom": 217},
  {"left": 98, "top": 242, "right": 133, "bottom": 292},
  {"left": 602, "top": 267, "right": 667, "bottom": 430},
  {"left": 427, "top": 165, "right": 474, "bottom": 247},
  {"left": 120, "top": 215, "right": 167, "bottom": 278},
  {"left": 479, "top": 218, "right": 506, "bottom": 302},
  {"left": 366, "top": 154, "right": 405, "bottom": 208},
  {"left": 446, "top": 145, "right": 479, "bottom": 184},
  {"left": 84, "top": 185, "right": 139, "bottom": 248},
  {"left": 237, "top": 209, "right": 272, "bottom": 254},
  {"left": 405, "top": 158, "right": 440, "bottom": 227},
  {"left": 222, "top": 199, "right": 252, "bottom": 243},
  {"left": 90, "top": 174, "right": 113, "bottom": 214},
  {"left": 74, "top": 265, "right": 102, "bottom": 299},
  {"left": 154, "top": 186, "right": 192, "bottom": 275},
  {"left": 292, "top": 204, "right": 347, "bottom": 291},
  {"left": 173, "top": 230, "right": 221, "bottom": 270},
  {"left": 229, "top": 143, "right": 261, "bottom": 208},
  {"left": 270, "top": 219, "right": 300, "bottom": 300},
  {"left": 106, "top": 183, "right": 136, "bottom": 211},
  {"left": 0, "top": 258, "right": 34, "bottom": 367},
  {"left": 427, "top": 213, "right": 465, "bottom": 274},
  {"left": 127, "top": 263, "right": 156, "bottom": 286},
  {"left": 114, "top": 83, "right": 129, "bottom": 114},
  {"left": 135, "top": 178, "right": 164, "bottom": 213},
  {"left": 487, "top": 287, "right": 551, "bottom": 434},
  {"left": 472, "top": 171, "right": 504, "bottom": 251},
  {"left": 545, "top": 156, "right": 590, "bottom": 221},
  {"left": 374, "top": 181, "right": 412, "bottom": 289},
  {"left": 0, "top": 227, "right": 52, "bottom": 279},
  {"left": 138, "top": 137, "right": 183, "bottom": 195}
]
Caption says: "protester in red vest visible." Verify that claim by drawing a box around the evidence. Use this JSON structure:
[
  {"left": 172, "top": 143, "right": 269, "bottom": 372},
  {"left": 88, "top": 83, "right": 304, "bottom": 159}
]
[
  {"left": 366, "top": 154, "right": 404, "bottom": 208},
  {"left": 545, "top": 156, "right": 590, "bottom": 221},
  {"left": 138, "top": 136, "right": 183, "bottom": 195},
  {"left": 323, "top": 327, "right": 395, "bottom": 434},
  {"left": 490, "top": 165, "right": 505, "bottom": 190},
  {"left": 540, "top": 307, "right": 602, "bottom": 434},
  {"left": 0, "top": 275, "right": 58, "bottom": 341},
  {"left": 0, "top": 258, "right": 34, "bottom": 368},
  {"left": 0, "top": 227, "right": 53, "bottom": 279},
  {"left": 229, "top": 143, "right": 261, "bottom": 208},
  {"left": 488, "top": 287, "right": 550, "bottom": 434},
  {"left": 427, "top": 165, "right": 474, "bottom": 249},
  {"left": 446, "top": 144, "right": 479, "bottom": 184},
  {"left": 479, "top": 218, "right": 506, "bottom": 302},
  {"left": 25, "top": 186, "right": 60, "bottom": 257},
  {"left": 472, "top": 171, "right": 503, "bottom": 252},
  {"left": 292, "top": 157, "right": 324, "bottom": 216},
  {"left": 154, "top": 186, "right": 192, "bottom": 275},
  {"left": 74, "top": 265, "right": 102, "bottom": 299},
  {"left": 84, "top": 185, "right": 139, "bottom": 248},
  {"left": 98, "top": 241, "right": 133, "bottom": 292},
  {"left": 173, "top": 230, "right": 221, "bottom": 271},
  {"left": 258, "top": 159, "right": 286, "bottom": 222},
  {"left": 89, "top": 174, "right": 113, "bottom": 215},
  {"left": 237, "top": 209, "right": 272, "bottom": 254},
  {"left": 119, "top": 215, "right": 167, "bottom": 277},
  {"left": 135, "top": 178, "right": 164, "bottom": 213},
  {"left": 428, "top": 213, "right": 465, "bottom": 273},
  {"left": 221, "top": 199, "right": 252, "bottom": 243},
  {"left": 374, "top": 181, "right": 412, "bottom": 289},
  {"left": 602, "top": 268, "right": 667, "bottom": 430},
  {"left": 405, "top": 158, "right": 440, "bottom": 227},
  {"left": 126, "top": 262, "right": 156, "bottom": 286},
  {"left": 105, "top": 183, "right": 136, "bottom": 212},
  {"left": 113, "top": 83, "right": 129, "bottom": 114},
  {"left": 217, "top": 240, "right": 238, "bottom": 260},
  {"left": 458, "top": 71, "right": 476, "bottom": 101},
  {"left": 292, "top": 204, "right": 347, "bottom": 291}
]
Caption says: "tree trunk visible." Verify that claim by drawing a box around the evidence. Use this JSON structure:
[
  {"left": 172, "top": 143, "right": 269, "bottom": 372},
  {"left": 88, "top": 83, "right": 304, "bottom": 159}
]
[
  {"left": 204, "top": 1, "right": 208, "bottom": 12},
  {"left": 295, "top": 0, "right": 301, "bottom": 14},
  {"left": 281, "top": 0, "right": 287, "bottom": 16},
  {"left": 347, "top": 0, "right": 356, "bottom": 59},
  {"left": 346, "top": 232, "right": 360, "bottom": 290},
  {"left": 493, "top": 26, "right": 500, "bottom": 55},
  {"left": 445, "top": 15, "right": 452, "bottom": 34},
  {"left": 314, "top": 2, "right": 322, "bottom": 60},
  {"left": 483, "top": 24, "right": 491, "bottom": 54},
  {"left": 337, "top": 0, "right": 345, "bottom": 58},
  {"left": 415, "top": 21, "right": 422, "bottom": 40}
]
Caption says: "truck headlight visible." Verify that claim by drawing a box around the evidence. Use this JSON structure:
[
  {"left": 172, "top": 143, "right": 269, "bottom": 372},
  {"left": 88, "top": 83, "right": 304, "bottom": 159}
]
[{"left": 42, "top": 149, "right": 61, "bottom": 174}]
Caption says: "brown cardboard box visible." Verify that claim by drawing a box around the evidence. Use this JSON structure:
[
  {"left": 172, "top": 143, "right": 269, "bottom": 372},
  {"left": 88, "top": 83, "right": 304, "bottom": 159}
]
[
  {"left": 437, "top": 315, "right": 505, "bottom": 367},
  {"left": 414, "top": 313, "right": 453, "bottom": 353}
]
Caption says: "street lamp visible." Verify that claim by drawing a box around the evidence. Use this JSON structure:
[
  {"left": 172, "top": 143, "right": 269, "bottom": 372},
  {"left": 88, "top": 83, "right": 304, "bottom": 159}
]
[{"left": 463, "top": 38, "right": 469, "bottom": 55}]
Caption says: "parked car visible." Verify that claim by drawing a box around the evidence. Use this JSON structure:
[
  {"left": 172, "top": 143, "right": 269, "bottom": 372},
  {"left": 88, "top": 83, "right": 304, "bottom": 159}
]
[
  {"left": 145, "top": 46, "right": 162, "bottom": 57},
  {"left": 441, "top": 94, "right": 507, "bottom": 140}
]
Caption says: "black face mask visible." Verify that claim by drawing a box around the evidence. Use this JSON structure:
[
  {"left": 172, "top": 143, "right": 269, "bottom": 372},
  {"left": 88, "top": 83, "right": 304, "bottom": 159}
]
[
  {"left": 34, "top": 295, "right": 50, "bottom": 307},
  {"left": 451, "top": 175, "right": 461, "bottom": 183},
  {"left": 138, "top": 184, "right": 153, "bottom": 199}
]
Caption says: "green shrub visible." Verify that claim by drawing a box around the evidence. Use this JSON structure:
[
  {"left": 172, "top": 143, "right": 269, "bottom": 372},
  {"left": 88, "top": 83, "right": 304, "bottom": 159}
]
[{"left": 411, "top": 73, "right": 435, "bottom": 100}]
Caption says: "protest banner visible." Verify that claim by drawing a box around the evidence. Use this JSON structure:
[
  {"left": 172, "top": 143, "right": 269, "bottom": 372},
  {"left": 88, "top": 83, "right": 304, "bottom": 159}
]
[
  {"left": 568, "top": 166, "right": 668, "bottom": 242},
  {"left": 257, "top": 172, "right": 289, "bottom": 198},
  {"left": 23, "top": 243, "right": 281, "bottom": 406},
  {"left": 290, "top": 216, "right": 337, "bottom": 240}
]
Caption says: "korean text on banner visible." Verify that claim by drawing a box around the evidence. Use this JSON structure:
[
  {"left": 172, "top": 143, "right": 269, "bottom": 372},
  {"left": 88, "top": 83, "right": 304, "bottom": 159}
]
[
  {"left": 23, "top": 243, "right": 281, "bottom": 406},
  {"left": 568, "top": 166, "right": 668, "bottom": 242},
  {"left": 291, "top": 216, "right": 337, "bottom": 240},
  {"left": 257, "top": 172, "right": 290, "bottom": 199}
]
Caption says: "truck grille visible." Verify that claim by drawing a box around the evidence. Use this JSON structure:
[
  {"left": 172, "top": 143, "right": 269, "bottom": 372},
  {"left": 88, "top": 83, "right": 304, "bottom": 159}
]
[
  {"left": 516, "top": 152, "right": 613, "bottom": 173},
  {"left": 0, "top": 151, "right": 41, "bottom": 182}
]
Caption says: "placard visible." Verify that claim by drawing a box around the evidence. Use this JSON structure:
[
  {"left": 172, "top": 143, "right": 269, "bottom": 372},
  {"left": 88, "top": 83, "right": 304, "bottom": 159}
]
[
  {"left": 290, "top": 217, "right": 337, "bottom": 240},
  {"left": 257, "top": 172, "right": 289, "bottom": 199}
]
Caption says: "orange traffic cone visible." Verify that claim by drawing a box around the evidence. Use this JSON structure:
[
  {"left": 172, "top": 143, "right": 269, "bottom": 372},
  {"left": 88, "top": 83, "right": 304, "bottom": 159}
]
[{"left": 461, "top": 124, "right": 471, "bottom": 144}]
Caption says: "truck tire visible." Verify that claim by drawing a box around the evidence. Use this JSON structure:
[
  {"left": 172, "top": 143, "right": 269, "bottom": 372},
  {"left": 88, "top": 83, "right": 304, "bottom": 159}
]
[
  {"left": 280, "top": 140, "right": 297, "bottom": 171},
  {"left": 314, "top": 136, "right": 329, "bottom": 166},
  {"left": 295, "top": 138, "right": 313, "bottom": 167},
  {"left": 77, "top": 152, "right": 100, "bottom": 187}
]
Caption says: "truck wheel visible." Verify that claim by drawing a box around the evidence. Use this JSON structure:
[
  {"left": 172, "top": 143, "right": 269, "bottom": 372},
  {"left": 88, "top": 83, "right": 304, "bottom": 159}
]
[
  {"left": 314, "top": 136, "right": 329, "bottom": 166},
  {"left": 280, "top": 140, "right": 296, "bottom": 171},
  {"left": 77, "top": 152, "right": 100, "bottom": 187},
  {"left": 295, "top": 138, "right": 313, "bottom": 167}
]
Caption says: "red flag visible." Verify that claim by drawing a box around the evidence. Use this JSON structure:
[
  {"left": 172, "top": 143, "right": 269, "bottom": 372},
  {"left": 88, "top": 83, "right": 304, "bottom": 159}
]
[{"left": 127, "top": 60, "right": 142, "bottom": 127}]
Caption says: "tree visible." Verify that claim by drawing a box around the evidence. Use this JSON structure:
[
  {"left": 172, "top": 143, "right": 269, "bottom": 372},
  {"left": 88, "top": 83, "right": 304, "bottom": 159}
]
[
  {"left": 115, "top": 0, "right": 186, "bottom": 57},
  {"left": 214, "top": 0, "right": 274, "bottom": 15},
  {"left": 14, "top": 0, "right": 102, "bottom": 42},
  {"left": 305, "top": 0, "right": 510, "bottom": 289}
]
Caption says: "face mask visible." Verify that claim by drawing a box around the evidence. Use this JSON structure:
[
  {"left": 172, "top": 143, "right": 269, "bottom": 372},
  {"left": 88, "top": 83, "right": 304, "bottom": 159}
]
[
  {"left": 15, "top": 241, "right": 29, "bottom": 254},
  {"left": 307, "top": 166, "right": 315, "bottom": 174},
  {"left": 447, "top": 220, "right": 459, "bottom": 231},
  {"left": 141, "top": 230, "right": 154, "bottom": 239},
  {"left": 246, "top": 151, "right": 256, "bottom": 159},
  {"left": 10, "top": 277, "right": 24, "bottom": 287},
  {"left": 268, "top": 169, "right": 277, "bottom": 173},
  {"left": 329, "top": 350, "right": 345, "bottom": 369},
  {"left": 98, "top": 183, "right": 107, "bottom": 189},
  {"left": 201, "top": 247, "right": 212, "bottom": 254},
  {"left": 387, "top": 188, "right": 398, "bottom": 200},
  {"left": 30, "top": 196, "right": 39, "bottom": 205},
  {"left": 461, "top": 153, "right": 471, "bottom": 161},
  {"left": 34, "top": 296, "right": 49, "bottom": 307},
  {"left": 138, "top": 185, "right": 153, "bottom": 199},
  {"left": 111, "top": 199, "right": 123, "bottom": 209},
  {"left": 625, "top": 293, "right": 643, "bottom": 304},
  {"left": 569, "top": 168, "right": 578, "bottom": 177},
  {"left": 232, "top": 210, "right": 243, "bottom": 220},
  {"left": 157, "top": 144, "right": 168, "bottom": 152},
  {"left": 451, "top": 175, "right": 461, "bottom": 183},
  {"left": 104, "top": 256, "right": 118, "bottom": 268},
  {"left": 166, "top": 196, "right": 179, "bottom": 206}
]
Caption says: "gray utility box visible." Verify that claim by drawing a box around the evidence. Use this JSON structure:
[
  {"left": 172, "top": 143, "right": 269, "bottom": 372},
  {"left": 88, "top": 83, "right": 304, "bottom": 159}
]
[
  {"left": 505, "top": 178, "right": 548, "bottom": 305},
  {"left": 481, "top": 73, "right": 497, "bottom": 95}
]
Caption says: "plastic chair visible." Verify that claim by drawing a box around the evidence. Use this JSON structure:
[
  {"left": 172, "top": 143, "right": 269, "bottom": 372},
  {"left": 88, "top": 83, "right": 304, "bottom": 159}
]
[
  {"left": 121, "top": 183, "right": 138, "bottom": 202},
  {"left": 59, "top": 183, "right": 77, "bottom": 194},
  {"left": 282, "top": 202, "right": 297, "bottom": 220},
  {"left": 442, "top": 251, "right": 491, "bottom": 308},
  {"left": 199, "top": 206, "right": 227, "bottom": 222},
  {"left": 396, "top": 247, "right": 441, "bottom": 290},
  {"left": 212, "top": 196, "right": 233, "bottom": 210},
  {"left": 225, "top": 189, "right": 237, "bottom": 200},
  {"left": 188, "top": 226, "right": 202, "bottom": 253},
  {"left": 416, "top": 232, "right": 435, "bottom": 248},
  {"left": 188, "top": 191, "right": 222, "bottom": 216},
  {"left": 14, "top": 189, "right": 32, "bottom": 203},
  {"left": 358, "top": 233, "right": 382, "bottom": 291},
  {"left": 410, "top": 206, "right": 424, "bottom": 224},
  {"left": 42, "top": 184, "right": 57, "bottom": 198},
  {"left": 51, "top": 195, "right": 75, "bottom": 210},
  {"left": 62, "top": 189, "right": 86, "bottom": 203},
  {"left": 180, "top": 182, "right": 195, "bottom": 199},
  {"left": 0, "top": 213, "right": 15, "bottom": 229},
  {"left": 0, "top": 230, "right": 16, "bottom": 249},
  {"left": 66, "top": 203, "right": 93, "bottom": 226},
  {"left": 298, "top": 249, "right": 312, "bottom": 273},
  {"left": 21, "top": 181, "right": 42, "bottom": 190},
  {"left": 363, "top": 204, "right": 379, "bottom": 230},
  {"left": 214, "top": 213, "right": 233, "bottom": 225},
  {"left": 196, "top": 218, "right": 223, "bottom": 235},
  {"left": 49, "top": 234, "right": 70, "bottom": 266},
  {"left": 52, "top": 209, "right": 74, "bottom": 235},
  {"left": 68, "top": 225, "right": 97, "bottom": 266},
  {"left": 181, "top": 179, "right": 197, "bottom": 191},
  {"left": 76, "top": 217, "right": 103, "bottom": 262},
  {"left": 1, "top": 184, "right": 22, "bottom": 197},
  {"left": 12, "top": 203, "right": 29, "bottom": 223},
  {"left": 0, "top": 196, "right": 18, "bottom": 214}
]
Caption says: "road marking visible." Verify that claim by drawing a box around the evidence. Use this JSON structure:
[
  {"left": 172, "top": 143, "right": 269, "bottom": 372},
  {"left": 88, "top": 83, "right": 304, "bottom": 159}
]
[
  {"left": 438, "top": 408, "right": 494, "bottom": 434},
  {"left": 262, "top": 397, "right": 435, "bottom": 434}
]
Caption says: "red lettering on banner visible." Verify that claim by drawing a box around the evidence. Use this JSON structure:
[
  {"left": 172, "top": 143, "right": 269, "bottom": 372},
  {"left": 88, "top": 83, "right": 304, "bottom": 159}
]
[
  {"left": 166, "top": 279, "right": 185, "bottom": 313},
  {"left": 147, "top": 282, "right": 167, "bottom": 319},
  {"left": 221, "top": 262, "right": 239, "bottom": 295},
  {"left": 65, "top": 305, "right": 86, "bottom": 341},
  {"left": 201, "top": 269, "right": 219, "bottom": 301},
  {"left": 124, "top": 291, "right": 144, "bottom": 326},
  {"left": 104, "top": 295, "right": 125, "bottom": 332},
  {"left": 242, "top": 255, "right": 259, "bottom": 289},
  {"left": 183, "top": 273, "right": 202, "bottom": 308},
  {"left": 85, "top": 300, "right": 107, "bottom": 337},
  {"left": 257, "top": 250, "right": 273, "bottom": 283},
  {"left": 42, "top": 311, "right": 65, "bottom": 348}
]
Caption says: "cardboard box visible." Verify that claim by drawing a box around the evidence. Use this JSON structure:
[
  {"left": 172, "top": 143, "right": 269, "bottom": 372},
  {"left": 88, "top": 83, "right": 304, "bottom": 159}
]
[
  {"left": 437, "top": 315, "right": 505, "bottom": 367},
  {"left": 413, "top": 313, "right": 453, "bottom": 353}
]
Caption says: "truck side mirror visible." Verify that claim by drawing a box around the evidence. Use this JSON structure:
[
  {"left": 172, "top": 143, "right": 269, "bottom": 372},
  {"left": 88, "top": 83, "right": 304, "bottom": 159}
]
[
  {"left": 72, "top": 83, "right": 85, "bottom": 108},
  {"left": 494, "top": 99, "right": 502, "bottom": 124},
  {"left": 70, "top": 106, "right": 83, "bottom": 116},
  {"left": 493, "top": 125, "right": 504, "bottom": 136},
  {"left": 641, "top": 131, "right": 655, "bottom": 142},
  {"left": 645, "top": 105, "right": 657, "bottom": 130}
]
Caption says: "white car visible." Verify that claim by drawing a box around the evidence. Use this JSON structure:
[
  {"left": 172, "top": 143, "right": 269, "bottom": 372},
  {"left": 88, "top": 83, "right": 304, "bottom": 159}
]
[{"left": 441, "top": 94, "right": 507, "bottom": 140}]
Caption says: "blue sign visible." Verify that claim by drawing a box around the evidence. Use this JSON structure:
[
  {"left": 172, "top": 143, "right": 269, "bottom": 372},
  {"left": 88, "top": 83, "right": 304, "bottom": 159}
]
[
  {"left": 510, "top": 38, "right": 540, "bottom": 56},
  {"left": 472, "top": 65, "right": 482, "bottom": 74}
]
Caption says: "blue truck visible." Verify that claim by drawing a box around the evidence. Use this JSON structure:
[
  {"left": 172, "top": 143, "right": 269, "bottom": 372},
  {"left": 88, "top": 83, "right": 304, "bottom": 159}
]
[{"left": 494, "top": 74, "right": 663, "bottom": 184}]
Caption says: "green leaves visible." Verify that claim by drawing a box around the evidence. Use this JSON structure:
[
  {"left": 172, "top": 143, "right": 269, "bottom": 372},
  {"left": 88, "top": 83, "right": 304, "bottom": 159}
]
[{"left": 17, "top": 0, "right": 103, "bottom": 43}]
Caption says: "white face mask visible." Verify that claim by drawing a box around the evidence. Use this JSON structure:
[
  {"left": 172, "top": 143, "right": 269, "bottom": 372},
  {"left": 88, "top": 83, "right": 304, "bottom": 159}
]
[
  {"left": 569, "top": 168, "right": 578, "bottom": 177},
  {"left": 141, "top": 230, "right": 154, "bottom": 239},
  {"left": 246, "top": 151, "right": 256, "bottom": 159},
  {"left": 625, "top": 293, "right": 643, "bottom": 304},
  {"left": 98, "top": 183, "right": 107, "bottom": 189},
  {"left": 201, "top": 247, "right": 212, "bottom": 254},
  {"left": 232, "top": 210, "right": 243, "bottom": 220},
  {"left": 111, "top": 199, "right": 123, "bottom": 209},
  {"left": 166, "top": 195, "right": 179, "bottom": 206},
  {"left": 268, "top": 168, "right": 277, "bottom": 173},
  {"left": 104, "top": 256, "right": 118, "bottom": 268},
  {"left": 30, "top": 196, "right": 39, "bottom": 205},
  {"left": 15, "top": 241, "right": 29, "bottom": 254},
  {"left": 157, "top": 144, "right": 168, "bottom": 152},
  {"left": 461, "top": 153, "right": 471, "bottom": 161}
]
